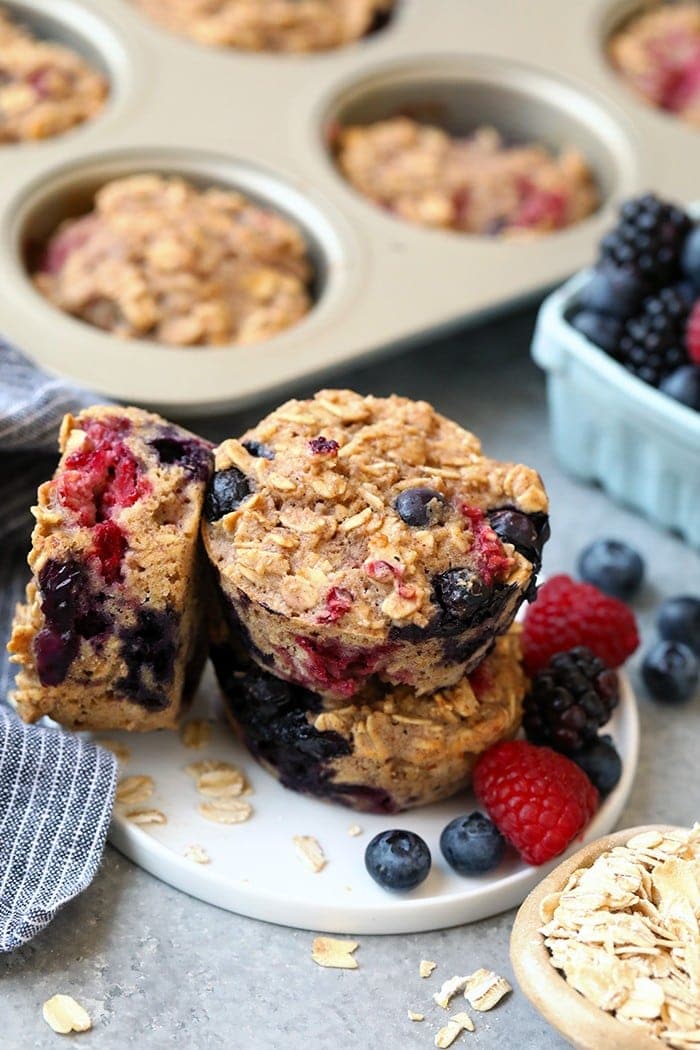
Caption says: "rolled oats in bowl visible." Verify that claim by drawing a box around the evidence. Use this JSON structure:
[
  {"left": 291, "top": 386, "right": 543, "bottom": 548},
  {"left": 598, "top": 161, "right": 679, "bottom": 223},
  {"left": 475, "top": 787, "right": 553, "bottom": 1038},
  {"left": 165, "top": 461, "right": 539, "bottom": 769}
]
[
  {"left": 32, "top": 174, "right": 315, "bottom": 347},
  {"left": 540, "top": 825, "right": 700, "bottom": 1048},
  {"left": 0, "top": 6, "right": 107, "bottom": 143}
]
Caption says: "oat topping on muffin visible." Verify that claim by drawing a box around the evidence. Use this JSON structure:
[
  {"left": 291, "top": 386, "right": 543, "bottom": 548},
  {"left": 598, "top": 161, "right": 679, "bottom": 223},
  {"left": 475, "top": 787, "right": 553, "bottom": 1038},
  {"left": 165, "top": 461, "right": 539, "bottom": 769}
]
[
  {"left": 0, "top": 7, "right": 107, "bottom": 143},
  {"left": 334, "top": 119, "right": 599, "bottom": 235},
  {"left": 202, "top": 390, "right": 548, "bottom": 701},
  {"left": 135, "top": 0, "right": 395, "bottom": 52},
  {"left": 33, "top": 174, "right": 314, "bottom": 347}
]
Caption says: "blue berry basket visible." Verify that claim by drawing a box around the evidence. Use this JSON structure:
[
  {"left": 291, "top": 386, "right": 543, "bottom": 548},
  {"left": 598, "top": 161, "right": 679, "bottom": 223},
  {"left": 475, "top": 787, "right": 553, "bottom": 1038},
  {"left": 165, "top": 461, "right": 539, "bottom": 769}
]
[{"left": 532, "top": 270, "right": 700, "bottom": 549}]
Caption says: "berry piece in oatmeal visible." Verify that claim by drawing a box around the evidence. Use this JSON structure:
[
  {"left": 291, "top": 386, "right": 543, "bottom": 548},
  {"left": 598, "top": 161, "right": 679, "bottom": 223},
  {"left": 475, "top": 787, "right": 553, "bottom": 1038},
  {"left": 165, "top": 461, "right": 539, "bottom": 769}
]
[
  {"left": 8, "top": 406, "right": 213, "bottom": 730},
  {"left": 202, "top": 389, "right": 548, "bottom": 702}
]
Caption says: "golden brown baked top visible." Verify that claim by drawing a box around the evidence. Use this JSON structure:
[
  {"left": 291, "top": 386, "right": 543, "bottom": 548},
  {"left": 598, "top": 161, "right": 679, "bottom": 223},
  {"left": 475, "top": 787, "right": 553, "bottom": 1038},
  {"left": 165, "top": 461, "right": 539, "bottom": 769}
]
[
  {"left": 33, "top": 175, "right": 313, "bottom": 347},
  {"left": 0, "top": 7, "right": 107, "bottom": 142},
  {"left": 335, "top": 119, "right": 599, "bottom": 235},
  {"left": 204, "top": 389, "right": 548, "bottom": 635},
  {"left": 135, "top": 0, "right": 394, "bottom": 52}
]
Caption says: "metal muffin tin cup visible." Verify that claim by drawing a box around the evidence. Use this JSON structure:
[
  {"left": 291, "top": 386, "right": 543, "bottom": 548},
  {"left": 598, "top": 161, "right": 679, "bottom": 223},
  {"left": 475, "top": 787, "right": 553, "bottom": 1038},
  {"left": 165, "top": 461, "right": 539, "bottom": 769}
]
[{"left": 0, "top": 0, "right": 695, "bottom": 414}]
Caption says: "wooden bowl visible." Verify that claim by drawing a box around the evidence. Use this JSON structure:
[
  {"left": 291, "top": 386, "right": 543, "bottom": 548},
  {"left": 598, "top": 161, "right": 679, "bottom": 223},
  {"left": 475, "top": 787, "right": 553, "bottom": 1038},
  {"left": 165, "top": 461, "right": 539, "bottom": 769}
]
[{"left": 510, "top": 825, "right": 686, "bottom": 1050}]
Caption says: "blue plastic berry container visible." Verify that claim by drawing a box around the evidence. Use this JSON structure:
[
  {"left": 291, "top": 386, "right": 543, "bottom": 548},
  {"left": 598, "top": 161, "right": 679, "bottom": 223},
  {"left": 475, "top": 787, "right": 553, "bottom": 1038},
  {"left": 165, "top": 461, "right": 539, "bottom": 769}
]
[{"left": 532, "top": 270, "right": 700, "bottom": 549}]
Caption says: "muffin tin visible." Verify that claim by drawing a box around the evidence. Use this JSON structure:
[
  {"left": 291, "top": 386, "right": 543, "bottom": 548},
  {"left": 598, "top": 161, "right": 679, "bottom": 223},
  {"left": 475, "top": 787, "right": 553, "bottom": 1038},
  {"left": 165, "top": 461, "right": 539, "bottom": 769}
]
[{"left": 0, "top": 0, "right": 697, "bottom": 415}]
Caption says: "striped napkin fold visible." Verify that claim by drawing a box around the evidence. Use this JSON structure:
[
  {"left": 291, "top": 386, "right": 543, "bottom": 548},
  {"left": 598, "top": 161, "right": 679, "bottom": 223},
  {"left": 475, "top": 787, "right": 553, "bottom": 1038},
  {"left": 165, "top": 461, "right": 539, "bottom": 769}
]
[{"left": 0, "top": 341, "right": 117, "bottom": 951}]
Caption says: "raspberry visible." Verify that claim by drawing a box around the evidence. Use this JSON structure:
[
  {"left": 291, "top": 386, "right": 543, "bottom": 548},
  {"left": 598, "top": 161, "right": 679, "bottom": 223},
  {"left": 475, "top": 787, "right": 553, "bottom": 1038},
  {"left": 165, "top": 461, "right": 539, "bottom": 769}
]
[
  {"left": 522, "top": 575, "right": 639, "bottom": 675},
  {"left": 686, "top": 300, "right": 700, "bottom": 364},
  {"left": 473, "top": 740, "right": 599, "bottom": 865},
  {"left": 523, "top": 646, "right": 620, "bottom": 753}
]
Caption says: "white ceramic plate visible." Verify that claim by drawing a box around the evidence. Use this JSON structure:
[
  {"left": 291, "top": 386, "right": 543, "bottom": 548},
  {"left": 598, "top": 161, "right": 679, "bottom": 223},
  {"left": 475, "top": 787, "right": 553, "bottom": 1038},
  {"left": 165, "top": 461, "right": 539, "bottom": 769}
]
[{"left": 105, "top": 663, "right": 639, "bottom": 935}]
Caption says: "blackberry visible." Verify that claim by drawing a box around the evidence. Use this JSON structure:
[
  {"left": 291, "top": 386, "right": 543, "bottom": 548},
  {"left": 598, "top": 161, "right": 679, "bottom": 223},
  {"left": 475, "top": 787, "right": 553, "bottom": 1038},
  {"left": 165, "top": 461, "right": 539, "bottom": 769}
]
[
  {"left": 523, "top": 646, "right": 620, "bottom": 754},
  {"left": 599, "top": 193, "right": 691, "bottom": 289},
  {"left": 616, "top": 284, "right": 693, "bottom": 386}
]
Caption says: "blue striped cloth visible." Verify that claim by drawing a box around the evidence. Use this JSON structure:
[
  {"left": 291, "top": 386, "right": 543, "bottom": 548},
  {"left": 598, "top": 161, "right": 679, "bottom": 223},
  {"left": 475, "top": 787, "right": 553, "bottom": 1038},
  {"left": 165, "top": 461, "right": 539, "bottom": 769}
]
[{"left": 0, "top": 342, "right": 117, "bottom": 951}]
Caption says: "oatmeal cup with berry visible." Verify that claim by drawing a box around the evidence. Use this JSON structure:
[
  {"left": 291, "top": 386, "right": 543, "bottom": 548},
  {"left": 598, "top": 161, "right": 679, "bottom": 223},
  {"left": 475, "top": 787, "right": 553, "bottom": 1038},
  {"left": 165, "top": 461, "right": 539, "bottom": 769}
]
[
  {"left": 202, "top": 389, "right": 549, "bottom": 703},
  {"left": 608, "top": 2, "right": 700, "bottom": 127},
  {"left": 0, "top": 7, "right": 107, "bottom": 143},
  {"left": 135, "top": 0, "right": 395, "bottom": 52},
  {"left": 8, "top": 406, "right": 213, "bottom": 731},
  {"left": 333, "top": 119, "right": 599, "bottom": 235},
  {"left": 212, "top": 627, "right": 526, "bottom": 813},
  {"left": 32, "top": 174, "right": 314, "bottom": 347}
]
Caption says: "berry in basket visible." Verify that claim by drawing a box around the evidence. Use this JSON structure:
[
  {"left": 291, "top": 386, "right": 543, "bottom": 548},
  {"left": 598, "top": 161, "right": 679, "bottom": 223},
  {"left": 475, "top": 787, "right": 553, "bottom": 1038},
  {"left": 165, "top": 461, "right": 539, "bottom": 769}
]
[{"left": 570, "top": 192, "right": 700, "bottom": 411}]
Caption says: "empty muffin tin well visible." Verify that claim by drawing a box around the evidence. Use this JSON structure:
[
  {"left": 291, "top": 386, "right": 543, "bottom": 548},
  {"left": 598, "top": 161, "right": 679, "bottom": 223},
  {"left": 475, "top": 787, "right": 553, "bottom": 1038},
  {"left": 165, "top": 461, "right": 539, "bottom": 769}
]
[{"left": 0, "top": 0, "right": 697, "bottom": 413}]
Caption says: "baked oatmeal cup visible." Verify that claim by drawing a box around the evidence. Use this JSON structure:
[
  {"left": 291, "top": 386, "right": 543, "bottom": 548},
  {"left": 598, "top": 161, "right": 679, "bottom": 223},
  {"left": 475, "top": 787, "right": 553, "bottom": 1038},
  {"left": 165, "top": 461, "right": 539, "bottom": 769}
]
[
  {"left": 33, "top": 174, "right": 314, "bottom": 347},
  {"left": 135, "top": 0, "right": 395, "bottom": 53},
  {"left": 8, "top": 406, "right": 213, "bottom": 731},
  {"left": 0, "top": 6, "right": 107, "bottom": 143},
  {"left": 608, "top": 2, "right": 700, "bottom": 127},
  {"left": 334, "top": 119, "right": 599, "bottom": 235},
  {"left": 202, "top": 389, "right": 549, "bottom": 704},
  {"left": 213, "top": 628, "right": 526, "bottom": 813}
]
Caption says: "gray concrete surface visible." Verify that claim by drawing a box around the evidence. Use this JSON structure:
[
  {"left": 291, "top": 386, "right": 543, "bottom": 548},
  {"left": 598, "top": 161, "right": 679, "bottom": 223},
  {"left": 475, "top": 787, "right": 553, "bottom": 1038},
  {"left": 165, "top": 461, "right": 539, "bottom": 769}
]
[{"left": 3, "top": 305, "right": 699, "bottom": 1049}]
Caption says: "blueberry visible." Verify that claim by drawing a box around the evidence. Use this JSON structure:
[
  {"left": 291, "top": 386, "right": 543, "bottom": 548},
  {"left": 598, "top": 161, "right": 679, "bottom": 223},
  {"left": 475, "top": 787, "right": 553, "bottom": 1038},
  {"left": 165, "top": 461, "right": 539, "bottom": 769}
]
[
  {"left": 439, "top": 812, "right": 505, "bottom": 876},
  {"left": 577, "top": 264, "right": 646, "bottom": 320},
  {"left": 149, "top": 434, "right": 213, "bottom": 481},
  {"left": 395, "top": 487, "right": 449, "bottom": 527},
  {"left": 681, "top": 224, "right": 700, "bottom": 288},
  {"left": 365, "top": 830, "right": 431, "bottom": 891},
  {"left": 571, "top": 735, "right": 622, "bottom": 797},
  {"left": 242, "top": 439, "right": 275, "bottom": 460},
  {"left": 642, "top": 640, "right": 699, "bottom": 705},
  {"left": 577, "top": 538, "right": 645, "bottom": 600},
  {"left": 660, "top": 365, "right": 700, "bottom": 411},
  {"left": 658, "top": 596, "right": 700, "bottom": 655},
  {"left": 204, "top": 467, "right": 253, "bottom": 522},
  {"left": 570, "top": 309, "right": 623, "bottom": 353},
  {"left": 488, "top": 508, "right": 549, "bottom": 570},
  {"left": 434, "top": 569, "right": 491, "bottom": 622}
]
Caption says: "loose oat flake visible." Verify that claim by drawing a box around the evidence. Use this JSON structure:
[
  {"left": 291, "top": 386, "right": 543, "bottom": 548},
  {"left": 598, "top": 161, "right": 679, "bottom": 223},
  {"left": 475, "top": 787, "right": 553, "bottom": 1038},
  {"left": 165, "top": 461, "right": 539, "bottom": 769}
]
[
  {"left": 434, "top": 1012, "right": 474, "bottom": 1048},
  {"left": 408, "top": 1011, "right": 424, "bottom": 1022},
  {"left": 127, "top": 808, "right": 166, "bottom": 826},
  {"left": 293, "top": 835, "right": 327, "bottom": 873},
  {"left": 463, "top": 969, "right": 512, "bottom": 1011},
  {"left": 540, "top": 824, "right": 700, "bottom": 1048},
  {"left": 180, "top": 720, "right": 212, "bottom": 749},
  {"left": 420, "top": 959, "right": 437, "bottom": 979},
  {"left": 96, "top": 738, "right": 130, "bottom": 764},
  {"left": 311, "top": 936, "right": 359, "bottom": 969},
  {"left": 184, "top": 844, "right": 210, "bottom": 864},
  {"left": 197, "top": 767, "right": 248, "bottom": 799},
  {"left": 434, "top": 975, "right": 469, "bottom": 1009},
  {"left": 115, "top": 775, "right": 153, "bottom": 806},
  {"left": 348, "top": 824, "right": 362, "bottom": 837},
  {"left": 198, "top": 799, "right": 252, "bottom": 825},
  {"left": 42, "top": 995, "right": 91, "bottom": 1035}
]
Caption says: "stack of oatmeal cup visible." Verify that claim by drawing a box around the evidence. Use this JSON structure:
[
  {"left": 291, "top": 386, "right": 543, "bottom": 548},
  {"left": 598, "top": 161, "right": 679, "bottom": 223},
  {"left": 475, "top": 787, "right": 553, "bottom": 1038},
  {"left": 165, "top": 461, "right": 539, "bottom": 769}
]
[{"left": 203, "top": 389, "right": 549, "bottom": 814}]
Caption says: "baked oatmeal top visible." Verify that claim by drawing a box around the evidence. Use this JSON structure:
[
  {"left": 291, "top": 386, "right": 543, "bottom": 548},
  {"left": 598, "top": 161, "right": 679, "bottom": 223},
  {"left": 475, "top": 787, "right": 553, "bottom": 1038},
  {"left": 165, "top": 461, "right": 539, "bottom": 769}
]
[
  {"left": 0, "top": 7, "right": 107, "bottom": 143},
  {"left": 334, "top": 119, "right": 599, "bottom": 235},
  {"left": 33, "top": 174, "right": 314, "bottom": 347},
  {"left": 135, "top": 0, "right": 394, "bottom": 53},
  {"left": 204, "top": 389, "right": 548, "bottom": 635}
]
